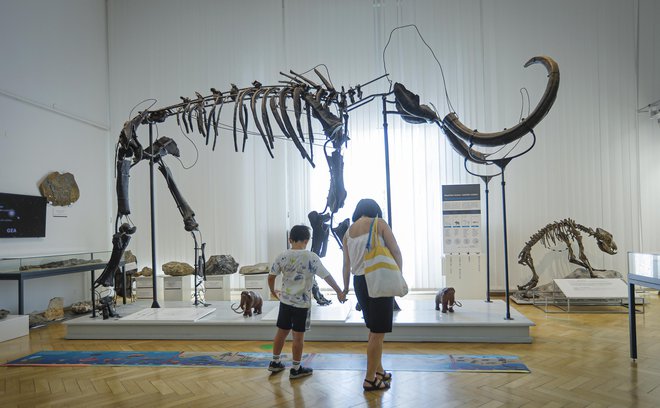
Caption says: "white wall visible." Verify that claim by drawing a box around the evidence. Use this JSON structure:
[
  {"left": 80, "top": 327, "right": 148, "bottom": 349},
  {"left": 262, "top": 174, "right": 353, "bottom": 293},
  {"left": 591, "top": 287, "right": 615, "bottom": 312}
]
[{"left": 0, "top": 0, "right": 110, "bottom": 313}]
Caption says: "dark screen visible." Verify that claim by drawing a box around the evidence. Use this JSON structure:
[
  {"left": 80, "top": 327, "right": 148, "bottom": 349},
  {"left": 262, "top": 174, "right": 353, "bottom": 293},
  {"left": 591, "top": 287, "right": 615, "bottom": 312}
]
[{"left": 0, "top": 193, "right": 47, "bottom": 238}]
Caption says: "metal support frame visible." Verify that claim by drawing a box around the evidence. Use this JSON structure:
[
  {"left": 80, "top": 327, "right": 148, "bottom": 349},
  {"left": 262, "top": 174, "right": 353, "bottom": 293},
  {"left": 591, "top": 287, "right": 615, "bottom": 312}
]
[{"left": 149, "top": 123, "right": 160, "bottom": 308}]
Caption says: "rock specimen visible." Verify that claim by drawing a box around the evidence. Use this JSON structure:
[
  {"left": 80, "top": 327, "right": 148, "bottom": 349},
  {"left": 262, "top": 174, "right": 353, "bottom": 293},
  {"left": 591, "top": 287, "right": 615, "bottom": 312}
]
[
  {"left": 239, "top": 263, "right": 270, "bottom": 275},
  {"left": 43, "top": 297, "right": 64, "bottom": 320},
  {"left": 162, "top": 261, "right": 194, "bottom": 276},
  {"left": 70, "top": 301, "right": 93, "bottom": 314},
  {"left": 39, "top": 171, "right": 80, "bottom": 206},
  {"left": 139, "top": 267, "right": 153, "bottom": 276},
  {"left": 205, "top": 255, "right": 239, "bottom": 275}
]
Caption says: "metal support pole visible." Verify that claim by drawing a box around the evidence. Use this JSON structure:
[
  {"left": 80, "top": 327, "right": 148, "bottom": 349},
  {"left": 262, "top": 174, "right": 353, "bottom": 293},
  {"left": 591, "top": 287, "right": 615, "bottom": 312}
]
[
  {"left": 628, "top": 282, "right": 637, "bottom": 360},
  {"left": 499, "top": 164, "right": 513, "bottom": 320},
  {"left": 483, "top": 176, "right": 492, "bottom": 303},
  {"left": 149, "top": 123, "right": 160, "bottom": 308},
  {"left": 382, "top": 95, "right": 392, "bottom": 226}
]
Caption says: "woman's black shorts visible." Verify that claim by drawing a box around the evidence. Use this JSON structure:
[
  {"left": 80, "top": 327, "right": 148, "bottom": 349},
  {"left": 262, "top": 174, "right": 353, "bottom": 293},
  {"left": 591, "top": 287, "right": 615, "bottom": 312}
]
[{"left": 353, "top": 274, "right": 394, "bottom": 333}]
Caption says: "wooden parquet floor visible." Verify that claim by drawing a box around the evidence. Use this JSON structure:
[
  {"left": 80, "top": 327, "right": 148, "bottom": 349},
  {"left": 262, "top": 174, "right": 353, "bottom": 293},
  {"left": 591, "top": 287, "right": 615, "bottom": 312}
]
[{"left": 1, "top": 293, "right": 659, "bottom": 408}]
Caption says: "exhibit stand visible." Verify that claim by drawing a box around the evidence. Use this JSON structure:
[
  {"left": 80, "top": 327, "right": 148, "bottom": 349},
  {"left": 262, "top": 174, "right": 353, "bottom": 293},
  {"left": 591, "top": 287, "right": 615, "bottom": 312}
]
[
  {"left": 442, "top": 254, "right": 486, "bottom": 299},
  {"left": 0, "top": 315, "right": 29, "bottom": 342},
  {"left": 204, "top": 275, "right": 231, "bottom": 300},
  {"left": 135, "top": 276, "right": 164, "bottom": 301},
  {"left": 532, "top": 278, "right": 633, "bottom": 313},
  {"left": 64, "top": 297, "right": 534, "bottom": 343}
]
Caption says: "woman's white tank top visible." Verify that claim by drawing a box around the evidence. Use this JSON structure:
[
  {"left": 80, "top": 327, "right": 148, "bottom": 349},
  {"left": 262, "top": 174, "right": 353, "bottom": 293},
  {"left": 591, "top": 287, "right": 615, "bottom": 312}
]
[{"left": 346, "top": 232, "right": 384, "bottom": 276}]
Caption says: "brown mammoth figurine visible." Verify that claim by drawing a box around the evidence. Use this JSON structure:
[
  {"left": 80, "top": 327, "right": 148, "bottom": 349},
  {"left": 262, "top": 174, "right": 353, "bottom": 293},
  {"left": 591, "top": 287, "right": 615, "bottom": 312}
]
[
  {"left": 435, "top": 287, "right": 462, "bottom": 313},
  {"left": 231, "top": 290, "right": 263, "bottom": 317}
]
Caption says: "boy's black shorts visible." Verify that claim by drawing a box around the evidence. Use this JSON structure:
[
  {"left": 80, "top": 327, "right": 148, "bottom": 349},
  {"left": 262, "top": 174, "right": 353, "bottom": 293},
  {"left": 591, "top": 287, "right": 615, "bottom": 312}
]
[{"left": 276, "top": 302, "right": 311, "bottom": 332}]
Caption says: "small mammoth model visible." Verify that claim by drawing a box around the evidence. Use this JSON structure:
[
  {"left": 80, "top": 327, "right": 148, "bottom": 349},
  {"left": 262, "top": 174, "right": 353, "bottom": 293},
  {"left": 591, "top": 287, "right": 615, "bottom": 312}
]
[
  {"left": 231, "top": 290, "right": 263, "bottom": 317},
  {"left": 435, "top": 287, "right": 462, "bottom": 313}
]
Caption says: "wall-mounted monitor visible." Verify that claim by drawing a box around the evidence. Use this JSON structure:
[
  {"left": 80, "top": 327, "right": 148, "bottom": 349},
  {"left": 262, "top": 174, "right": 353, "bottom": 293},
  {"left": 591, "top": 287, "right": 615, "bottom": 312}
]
[{"left": 0, "top": 192, "right": 47, "bottom": 238}]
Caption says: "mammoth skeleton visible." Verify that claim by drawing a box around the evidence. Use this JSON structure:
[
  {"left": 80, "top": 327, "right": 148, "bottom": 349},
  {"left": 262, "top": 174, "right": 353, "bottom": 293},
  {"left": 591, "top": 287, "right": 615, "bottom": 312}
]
[{"left": 93, "top": 55, "right": 559, "bottom": 314}]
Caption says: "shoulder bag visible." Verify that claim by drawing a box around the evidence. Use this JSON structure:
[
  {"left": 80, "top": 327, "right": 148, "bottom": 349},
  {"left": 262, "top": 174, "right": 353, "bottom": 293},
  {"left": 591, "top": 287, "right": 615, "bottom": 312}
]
[{"left": 363, "top": 216, "right": 408, "bottom": 298}]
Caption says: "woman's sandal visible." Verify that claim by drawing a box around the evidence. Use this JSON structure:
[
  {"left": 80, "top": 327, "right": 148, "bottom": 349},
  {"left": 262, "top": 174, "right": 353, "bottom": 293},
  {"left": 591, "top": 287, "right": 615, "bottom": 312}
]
[
  {"left": 376, "top": 371, "right": 392, "bottom": 382},
  {"left": 363, "top": 377, "right": 391, "bottom": 391}
]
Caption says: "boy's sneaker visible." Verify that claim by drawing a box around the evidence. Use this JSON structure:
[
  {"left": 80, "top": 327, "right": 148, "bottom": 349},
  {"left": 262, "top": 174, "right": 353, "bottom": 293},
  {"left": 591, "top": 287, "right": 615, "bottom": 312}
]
[
  {"left": 289, "top": 366, "right": 313, "bottom": 379},
  {"left": 268, "top": 361, "right": 285, "bottom": 373}
]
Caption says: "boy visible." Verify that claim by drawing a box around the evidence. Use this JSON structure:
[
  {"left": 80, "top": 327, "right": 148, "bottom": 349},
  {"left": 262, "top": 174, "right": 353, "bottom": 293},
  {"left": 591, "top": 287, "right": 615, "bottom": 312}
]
[{"left": 267, "top": 225, "right": 346, "bottom": 379}]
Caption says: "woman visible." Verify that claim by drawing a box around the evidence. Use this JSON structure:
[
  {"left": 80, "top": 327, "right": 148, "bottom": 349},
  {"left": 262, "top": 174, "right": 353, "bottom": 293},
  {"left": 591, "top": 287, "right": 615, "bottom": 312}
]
[{"left": 342, "top": 198, "right": 403, "bottom": 391}]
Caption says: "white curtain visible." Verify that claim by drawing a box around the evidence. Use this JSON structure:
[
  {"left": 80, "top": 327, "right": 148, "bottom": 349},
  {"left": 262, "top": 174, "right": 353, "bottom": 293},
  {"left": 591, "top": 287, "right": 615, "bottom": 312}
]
[{"left": 108, "top": 0, "right": 654, "bottom": 291}]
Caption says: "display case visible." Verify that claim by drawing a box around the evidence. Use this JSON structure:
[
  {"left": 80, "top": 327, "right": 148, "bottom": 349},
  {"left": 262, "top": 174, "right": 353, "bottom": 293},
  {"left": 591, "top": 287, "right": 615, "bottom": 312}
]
[
  {"left": 0, "top": 251, "right": 112, "bottom": 273},
  {"left": 627, "top": 252, "right": 660, "bottom": 359},
  {"left": 0, "top": 251, "right": 116, "bottom": 315}
]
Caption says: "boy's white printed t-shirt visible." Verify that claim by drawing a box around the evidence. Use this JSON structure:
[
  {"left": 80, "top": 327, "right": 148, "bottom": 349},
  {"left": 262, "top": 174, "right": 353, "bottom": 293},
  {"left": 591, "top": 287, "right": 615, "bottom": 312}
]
[{"left": 270, "top": 249, "right": 330, "bottom": 308}]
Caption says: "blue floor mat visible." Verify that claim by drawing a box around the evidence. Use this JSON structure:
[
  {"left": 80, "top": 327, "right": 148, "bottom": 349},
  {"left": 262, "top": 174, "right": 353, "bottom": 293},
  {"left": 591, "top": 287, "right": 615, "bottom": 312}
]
[{"left": 3, "top": 351, "right": 530, "bottom": 373}]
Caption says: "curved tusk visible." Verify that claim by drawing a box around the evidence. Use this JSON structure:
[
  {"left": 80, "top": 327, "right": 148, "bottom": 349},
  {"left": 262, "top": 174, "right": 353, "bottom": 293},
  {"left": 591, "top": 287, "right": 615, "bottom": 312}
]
[
  {"left": 442, "top": 56, "right": 559, "bottom": 147},
  {"left": 437, "top": 122, "right": 489, "bottom": 163}
]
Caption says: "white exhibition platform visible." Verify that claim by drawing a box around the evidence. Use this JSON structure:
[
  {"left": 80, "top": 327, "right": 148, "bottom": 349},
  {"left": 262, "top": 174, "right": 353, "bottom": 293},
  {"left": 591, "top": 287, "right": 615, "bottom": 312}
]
[
  {"left": 64, "top": 298, "right": 534, "bottom": 343},
  {"left": 0, "top": 315, "right": 29, "bottom": 343}
]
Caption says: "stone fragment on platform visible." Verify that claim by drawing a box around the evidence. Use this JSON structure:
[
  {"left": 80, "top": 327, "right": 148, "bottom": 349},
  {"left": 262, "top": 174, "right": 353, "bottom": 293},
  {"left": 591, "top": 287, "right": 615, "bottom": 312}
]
[
  {"left": 206, "top": 255, "right": 239, "bottom": 275},
  {"left": 0, "top": 309, "right": 9, "bottom": 319},
  {"left": 38, "top": 171, "right": 80, "bottom": 206},
  {"left": 29, "top": 313, "right": 49, "bottom": 327},
  {"left": 162, "top": 261, "right": 194, "bottom": 276},
  {"left": 44, "top": 297, "right": 64, "bottom": 320},
  {"left": 239, "top": 263, "right": 270, "bottom": 275},
  {"left": 123, "top": 250, "right": 138, "bottom": 272},
  {"left": 139, "top": 267, "right": 153, "bottom": 276},
  {"left": 70, "top": 301, "right": 93, "bottom": 314}
]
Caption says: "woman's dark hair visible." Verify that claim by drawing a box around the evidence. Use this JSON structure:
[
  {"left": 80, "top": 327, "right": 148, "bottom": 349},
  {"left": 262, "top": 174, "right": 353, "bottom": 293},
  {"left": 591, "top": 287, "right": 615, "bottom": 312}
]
[
  {"left": 289, "top": 225, "right": 311, "bottom": 242},
  {"left": 352, "top": 198, "right": 383, "bottom": 222}
]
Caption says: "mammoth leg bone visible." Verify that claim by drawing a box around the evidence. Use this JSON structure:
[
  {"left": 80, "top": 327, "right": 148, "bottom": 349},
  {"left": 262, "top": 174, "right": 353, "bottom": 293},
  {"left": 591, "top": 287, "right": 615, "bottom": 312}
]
[
  {"left": 143, "top": 137, "right": 199, "bottom": 232},
  {"left": 309, "top": 210, "right": 331, "bottom": 258},
  {"left": 116, "top": 157, "right": 132, "bottom": 216},
  {"left": 94, "top": 222, "right": 136, "bottom": 289},
  {"left": 156, "top": 158, "right": 199, "bottom": 232},
  {"left": 325, "top": 145, "right": 347, "bottom": 214}
]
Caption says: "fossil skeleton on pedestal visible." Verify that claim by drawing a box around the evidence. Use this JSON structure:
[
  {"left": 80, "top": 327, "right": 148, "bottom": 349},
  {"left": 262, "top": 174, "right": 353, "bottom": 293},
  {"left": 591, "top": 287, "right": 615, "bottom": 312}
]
[{"left": 517, "top": 218, "right": 618, "bottom": 293}]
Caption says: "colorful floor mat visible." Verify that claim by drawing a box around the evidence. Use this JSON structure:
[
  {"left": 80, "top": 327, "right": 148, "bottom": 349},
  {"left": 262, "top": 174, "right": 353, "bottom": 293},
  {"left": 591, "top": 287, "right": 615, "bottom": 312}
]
[{"left": 2, "top": 351, "right": 529, "bottom": 373}]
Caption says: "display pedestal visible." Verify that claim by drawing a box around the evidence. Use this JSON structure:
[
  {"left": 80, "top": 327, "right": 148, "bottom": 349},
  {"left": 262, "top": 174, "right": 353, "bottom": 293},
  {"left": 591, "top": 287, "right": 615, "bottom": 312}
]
[
  {"left": 64, "top": 298, "right": 534, "bottom": 343},
  {"left": 135, "top": 276, "right": 164, "bottom": 301},
  {"left": 204, "top": 275, "right": 232, "bottom": 300},
  {"left": 163, "top": 275, "right": 195, "bottom": 301},
  {"left": 243, "top": 274, "right": 280, "bottom": 300},
  {"left": 442, "top": 253, "right": 485, "bottom": 299},
  {"left": 533, "top": 278, "right": 632, "bottom": 313},
  {"left": 0, "top": 315, "right": 29, "bottom": 342}
]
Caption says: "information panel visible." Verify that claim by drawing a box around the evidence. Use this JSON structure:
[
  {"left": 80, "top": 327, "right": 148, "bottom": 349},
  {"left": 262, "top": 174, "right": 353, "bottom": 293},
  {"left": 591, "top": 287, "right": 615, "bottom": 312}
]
[
  {"left": 442, "top": 184, "right": 481, "bottom": 254},
  {"left": 553, "top": 278, "right": 628, "bottom": 299}
]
